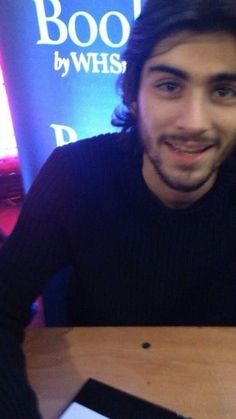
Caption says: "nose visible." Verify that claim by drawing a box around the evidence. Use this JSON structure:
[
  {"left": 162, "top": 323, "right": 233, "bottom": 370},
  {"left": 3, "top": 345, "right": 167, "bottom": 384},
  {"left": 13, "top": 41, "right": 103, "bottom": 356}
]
[{"left": 175, "top": 93, "right": 211, "bottom": 135}]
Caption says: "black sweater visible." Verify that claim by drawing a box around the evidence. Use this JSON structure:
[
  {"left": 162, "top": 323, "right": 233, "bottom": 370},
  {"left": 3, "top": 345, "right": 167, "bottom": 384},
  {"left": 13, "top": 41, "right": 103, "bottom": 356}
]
[{"left": 0, "top": 132, "right": 236, "bottom": 417}]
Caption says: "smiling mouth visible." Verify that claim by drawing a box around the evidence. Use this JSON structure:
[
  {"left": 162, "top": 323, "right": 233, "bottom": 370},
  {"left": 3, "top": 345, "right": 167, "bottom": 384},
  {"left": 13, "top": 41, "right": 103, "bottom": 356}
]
[{"left": 165, "top": 142, "right": 214, "bottom": 154}]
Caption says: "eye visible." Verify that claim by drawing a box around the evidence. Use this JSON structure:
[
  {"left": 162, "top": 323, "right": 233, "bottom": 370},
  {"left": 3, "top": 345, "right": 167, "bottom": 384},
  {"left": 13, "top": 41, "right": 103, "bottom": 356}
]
[
  {"left": 153, "top": 80, "right": 182, "bottom": 98},
  {"left": 155, "top": 81, "right": 181, "bottom": 92},
  {"left": 213, "top": 86, "right": 236, "bottom": 100}
]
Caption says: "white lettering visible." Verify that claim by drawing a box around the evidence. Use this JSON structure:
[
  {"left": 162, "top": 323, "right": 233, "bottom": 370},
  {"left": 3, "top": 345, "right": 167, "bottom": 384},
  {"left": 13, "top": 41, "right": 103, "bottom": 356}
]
[
  {"left": 99, "top": 12, "right": 130, "bottom": 48},
  {"left": 54, "top": 52, "right": 126, "bottom": 76},
  {"left": 34, "top": 0, "right": 133, "bottom": 47},
  {"left": 109, "top": 53, "right": 125, "bottom": 74},
  {"left": 70, "top": 52, "right": 93, "bottom": 73},
  {"left": 54, "top": 51, "right": 70, "bottom": 77},
  {"left": 50, "top": 124, "right": 78, "bottom": 146},
  {"left": 68, "top": 12, "right": 98, "bottom": 47},
  {"left": 34, "top": 0, "right": 68, "bottom": 45},
  {"left": 133, "top": 0, "right": 142, "bottom": 19},
  {"left": 90, "top": 53, "right": 109, "bottom": 74}
]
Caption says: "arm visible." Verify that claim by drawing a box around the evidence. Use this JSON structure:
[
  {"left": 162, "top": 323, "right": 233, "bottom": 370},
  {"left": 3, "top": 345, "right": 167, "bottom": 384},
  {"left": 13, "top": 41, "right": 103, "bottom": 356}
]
[{"left": 0, "top": 146, "right": 73, "bottom": 417}]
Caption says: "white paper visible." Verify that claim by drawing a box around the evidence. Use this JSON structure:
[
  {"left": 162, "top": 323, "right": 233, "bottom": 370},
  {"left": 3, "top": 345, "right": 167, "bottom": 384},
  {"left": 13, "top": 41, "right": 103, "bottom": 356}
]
[{"left": 59, "top": 402, "right": 110, "bottom": 419}]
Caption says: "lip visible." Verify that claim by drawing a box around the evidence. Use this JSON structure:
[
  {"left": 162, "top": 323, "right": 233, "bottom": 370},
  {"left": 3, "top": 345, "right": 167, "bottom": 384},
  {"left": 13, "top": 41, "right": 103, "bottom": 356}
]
[
  {"left": 164, "top": 141, "right": 214, "bottom": 164},
  {"left": 165, "top": 140, "right": 214, "bottom": 152}
]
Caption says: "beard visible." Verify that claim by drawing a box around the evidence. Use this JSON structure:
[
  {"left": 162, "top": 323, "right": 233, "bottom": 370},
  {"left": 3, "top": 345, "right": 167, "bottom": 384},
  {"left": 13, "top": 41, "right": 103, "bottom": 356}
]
[
  {"left": 144, "top": 149, "right": 216, "bottom": 192},
  {"left": 138, "top": 125, "right": 226, "bottom": 193}
]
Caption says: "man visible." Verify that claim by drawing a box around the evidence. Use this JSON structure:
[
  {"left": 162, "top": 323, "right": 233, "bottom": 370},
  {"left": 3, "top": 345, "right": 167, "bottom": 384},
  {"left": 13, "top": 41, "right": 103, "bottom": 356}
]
[{"left": 1, "top": 0, "right": 236, "bottom": 416}]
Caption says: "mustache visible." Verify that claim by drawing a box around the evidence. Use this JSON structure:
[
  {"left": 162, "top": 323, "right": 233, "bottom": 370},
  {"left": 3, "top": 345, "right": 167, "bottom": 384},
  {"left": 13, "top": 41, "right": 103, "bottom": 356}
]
[{"left": 160, "top": 133, "right": 220, "bottom": 146}]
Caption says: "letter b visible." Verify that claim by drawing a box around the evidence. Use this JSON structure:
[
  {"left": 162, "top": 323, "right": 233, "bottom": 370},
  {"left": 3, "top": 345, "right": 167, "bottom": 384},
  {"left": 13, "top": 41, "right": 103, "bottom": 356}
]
[{"left": 34, "top": 0, "right": 68, "bottom": 45}]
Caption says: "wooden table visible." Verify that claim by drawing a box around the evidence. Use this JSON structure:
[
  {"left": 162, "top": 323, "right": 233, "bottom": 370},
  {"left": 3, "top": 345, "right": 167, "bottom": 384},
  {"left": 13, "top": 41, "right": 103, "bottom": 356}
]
[{"left": 24, "top": 327, "right": 236, "bottom": 419}]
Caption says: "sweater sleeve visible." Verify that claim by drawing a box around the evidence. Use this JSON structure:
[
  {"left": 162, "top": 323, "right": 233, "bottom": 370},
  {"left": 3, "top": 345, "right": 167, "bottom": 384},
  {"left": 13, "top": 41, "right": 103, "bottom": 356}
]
[{"left": 0, "top": 146, "right": 74, "bottom": 417}]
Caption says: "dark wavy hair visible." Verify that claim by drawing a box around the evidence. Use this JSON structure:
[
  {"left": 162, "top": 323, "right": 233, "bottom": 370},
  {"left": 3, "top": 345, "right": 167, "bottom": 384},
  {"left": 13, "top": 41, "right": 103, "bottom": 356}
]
[{"left": 112, "top": 0, "right": 236, "bottom": 132}]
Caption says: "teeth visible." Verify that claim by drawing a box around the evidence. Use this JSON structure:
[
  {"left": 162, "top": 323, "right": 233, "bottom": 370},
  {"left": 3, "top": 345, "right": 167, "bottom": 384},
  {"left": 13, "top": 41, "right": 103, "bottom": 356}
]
[
  {"left": 170, "top": 144, "right": 210, "bottom": 154},
  {"left": 173, "top": 146, "right": 201, "bottom": 154}
]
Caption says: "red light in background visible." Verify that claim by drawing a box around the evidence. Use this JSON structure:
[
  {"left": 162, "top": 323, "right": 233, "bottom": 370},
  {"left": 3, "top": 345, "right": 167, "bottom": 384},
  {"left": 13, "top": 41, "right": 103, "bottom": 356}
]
[{"left": 0, "top": 65, "right": 18, "bottom": 159}]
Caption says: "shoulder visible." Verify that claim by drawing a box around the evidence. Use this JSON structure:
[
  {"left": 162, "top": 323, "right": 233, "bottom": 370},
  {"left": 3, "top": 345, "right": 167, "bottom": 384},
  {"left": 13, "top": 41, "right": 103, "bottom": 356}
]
[
  {"left": 59, "top": 133, "right": 121, "bottom": 157},
  {"left": 51, "top": 132, "right": 138, "bottom": 172},
  {"left": 35, "top": 131, "right": 141, "bottom": 195}
]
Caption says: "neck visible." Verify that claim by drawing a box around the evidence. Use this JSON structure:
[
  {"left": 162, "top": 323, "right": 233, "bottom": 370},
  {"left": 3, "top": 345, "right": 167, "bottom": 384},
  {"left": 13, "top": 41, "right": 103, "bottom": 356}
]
[{"left": 142, "top": 153, "right": 217, "bottom": 209}]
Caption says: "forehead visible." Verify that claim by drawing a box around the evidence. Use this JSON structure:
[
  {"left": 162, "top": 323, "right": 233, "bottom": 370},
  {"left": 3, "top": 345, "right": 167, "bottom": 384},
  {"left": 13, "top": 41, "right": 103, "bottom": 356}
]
[{"left": 143, "top": 31, "right": 236, "bottom": 78}]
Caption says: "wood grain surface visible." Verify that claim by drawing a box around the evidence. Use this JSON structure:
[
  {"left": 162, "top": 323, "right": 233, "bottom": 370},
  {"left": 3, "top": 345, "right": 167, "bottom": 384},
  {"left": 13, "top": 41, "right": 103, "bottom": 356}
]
[{"left": 24, "top": 327, "right": 236, "bottom": 419}]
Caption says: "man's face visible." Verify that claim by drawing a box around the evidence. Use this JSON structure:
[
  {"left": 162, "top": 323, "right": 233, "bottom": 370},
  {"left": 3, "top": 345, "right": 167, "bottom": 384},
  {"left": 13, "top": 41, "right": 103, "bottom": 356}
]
[{"left": 136, "top": 32, "right": 236, "bottom": 198}]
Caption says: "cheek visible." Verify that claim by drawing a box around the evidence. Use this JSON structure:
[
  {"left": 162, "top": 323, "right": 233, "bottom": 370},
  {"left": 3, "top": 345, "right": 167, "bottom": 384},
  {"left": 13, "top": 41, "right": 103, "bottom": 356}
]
[
  {"left": 138, "top": 99, "right": 168, "bottom": 130},
  {"left": 137, "top": 90, "right": 181, "bottom": 132},
  {"left": 142, "top": 108, "right": 175, "bottom": 136},
  {"left": 226, "top": 123, "right": 236, "bottom": 139},
  {"left": 215, "top": 113, "right": 236, "bottom": 136}
]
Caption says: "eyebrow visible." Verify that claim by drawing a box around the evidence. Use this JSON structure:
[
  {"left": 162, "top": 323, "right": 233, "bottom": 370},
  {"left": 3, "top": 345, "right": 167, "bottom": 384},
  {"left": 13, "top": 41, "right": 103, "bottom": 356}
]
[
  {"left": 147, "top": 64, "right": 188, "bottom": 80},
  {"left": 210, "top": 73, "right": 236, "bottom": 83},
  {"left": 147, "top": 64, "right": 236, "bottom": 83}
]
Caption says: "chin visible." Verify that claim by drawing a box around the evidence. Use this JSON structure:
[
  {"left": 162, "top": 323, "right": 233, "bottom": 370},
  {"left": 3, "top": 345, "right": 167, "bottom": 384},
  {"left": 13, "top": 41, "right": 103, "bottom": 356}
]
[{"left": 159, "top": 170, "right": 216, "bottom": 193}]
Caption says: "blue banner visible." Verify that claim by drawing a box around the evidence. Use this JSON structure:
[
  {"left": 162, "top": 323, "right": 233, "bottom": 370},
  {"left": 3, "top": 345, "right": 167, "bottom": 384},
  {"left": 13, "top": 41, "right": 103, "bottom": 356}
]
[{"left": 0, "top": 0, "right": 144, "bottom": 190}]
